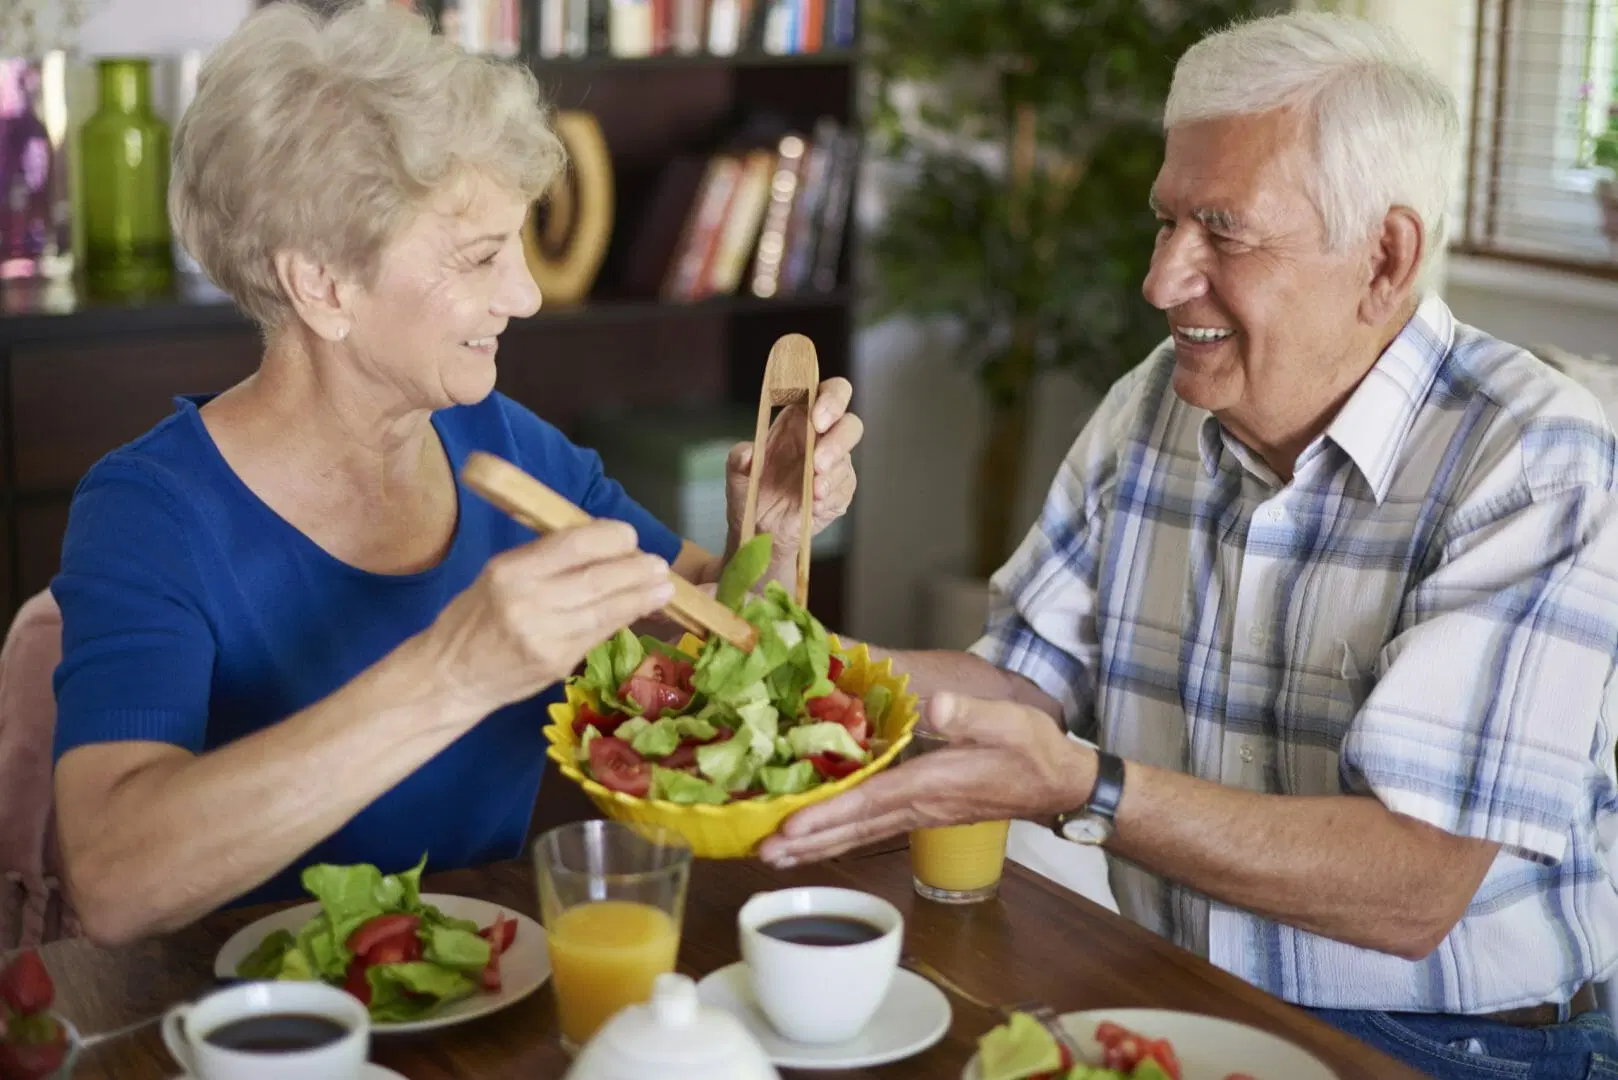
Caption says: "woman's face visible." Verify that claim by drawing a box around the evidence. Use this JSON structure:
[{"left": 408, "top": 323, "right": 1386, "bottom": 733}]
[{"left": 343, "top": 171, "right": 540, "bottom": 410}]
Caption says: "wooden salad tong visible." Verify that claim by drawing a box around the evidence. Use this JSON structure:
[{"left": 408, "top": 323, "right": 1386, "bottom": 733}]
[
  {"left": 460, "top": 451, "right": 759, "bottom": 652},
  {"left": 738, "top": 333, "right": 821, "bottom": 607}
]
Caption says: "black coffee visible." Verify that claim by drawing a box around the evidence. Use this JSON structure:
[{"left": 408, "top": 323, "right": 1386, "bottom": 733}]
[
  {"left": 759, "top": 914, "right": 885, "bottom": 947},
  {"left": 203, "top": 1013, "right": 349, "bottom": 1054}
]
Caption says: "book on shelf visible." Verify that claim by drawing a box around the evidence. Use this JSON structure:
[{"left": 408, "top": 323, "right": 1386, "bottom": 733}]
[
  {"left": 631, "top": 118, "right": 859, "bottom": 304},
  {"left": 534, "top": 0, "right": 857, "bottom": 59}
]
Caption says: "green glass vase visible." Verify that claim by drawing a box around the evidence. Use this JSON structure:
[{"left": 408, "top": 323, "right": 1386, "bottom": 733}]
[{"left": 80, "top": 57, "right": 174, "bottom": 298}]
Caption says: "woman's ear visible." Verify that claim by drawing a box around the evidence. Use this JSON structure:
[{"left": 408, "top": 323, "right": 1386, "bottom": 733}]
[
  {"left": 273, "top": 250, "right": 353, "bottom": 343},
  {"left": 1360, "top": 206, "right": 1424, "bottom": 324}
]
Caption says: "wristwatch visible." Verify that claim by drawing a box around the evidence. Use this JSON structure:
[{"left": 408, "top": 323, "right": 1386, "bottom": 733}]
[{"left": 1050, "top": 751, "right": 1125, "bottom": 846}]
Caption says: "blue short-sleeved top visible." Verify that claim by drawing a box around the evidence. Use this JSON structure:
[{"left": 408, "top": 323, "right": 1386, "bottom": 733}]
[{"left": 50, "top": 392, "right": 681, "bottom": 908}]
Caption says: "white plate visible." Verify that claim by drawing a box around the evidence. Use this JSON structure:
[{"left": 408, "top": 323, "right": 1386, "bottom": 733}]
[
  {"left": 961, "top": 1008, "right": 1338, "bottom": 1080},
  {"left": 696, "top": 961, "right": 950, "bottom": 1070},
  {"left": 214, "top": 894, "right": 550, "bottom": 1034},
  {"left": 172, "top": 1066, "right": 406, "bottom": 1080}
]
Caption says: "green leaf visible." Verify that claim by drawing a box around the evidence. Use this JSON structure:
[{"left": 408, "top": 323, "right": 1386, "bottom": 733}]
[
  {"left": 649, "top": 766, "right": 730, "bottom": 805},
  {"left": 760, "top": 760, "right": 821, "bottom": 795},
  {"left": 974, "top": 1011, "right": 1062, "bottom": 1080},
  {"left": 235, "top": 928, "right": 296, "bottom": 980},
  {"left": 611, "top": 629, "right": 646, "bottom": 683},
  {"left": 366, "top": 962, "right": 478, "bottom": 1022},
  {"left": 293, "top": 913, "right": 347, "bottom": 981},
  {"left": 863, "top": 685, "right": 895, "bottom": 728},
  {"left": 787, "top": 722, "right": 870, "bottom": 763},
  {"left": 718, "top": 533, "right": 774, "bottom": 609},
  {"left": 696, "top": 737, "right": 758, "bottom": 792},
  {"left": 421, "top": 925, "right": 492, "bottom": 974},
  {"left": 629, "top": 717, "right": 684, "bottom": 758},
  {"left": 614, "top": 717, "right": 652, "bottom": 744}
]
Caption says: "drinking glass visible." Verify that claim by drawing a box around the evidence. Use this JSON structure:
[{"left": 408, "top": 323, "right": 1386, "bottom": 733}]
[
  {"left": 533, "top": 821, "right": 692, "bottom": 1052},
  {"left": 905, "top": 730, "right": 1010, "bottom": 903}
]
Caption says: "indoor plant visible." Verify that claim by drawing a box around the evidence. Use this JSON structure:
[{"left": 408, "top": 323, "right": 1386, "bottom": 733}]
[{"left": 862, "top": 0, "right": 1271, "bottom": 605}]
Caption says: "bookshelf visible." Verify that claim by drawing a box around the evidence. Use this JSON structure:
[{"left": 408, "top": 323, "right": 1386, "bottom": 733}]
[{"left": 0, "top": 5, "right": 862, "bottom": 632}]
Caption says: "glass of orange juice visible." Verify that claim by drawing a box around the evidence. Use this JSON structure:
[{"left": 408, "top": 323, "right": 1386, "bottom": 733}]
[
  {"left": 905, "top": 731, "right": 1011, "bottom": 903},
  {"left": 533, "top": 820, "right": 692, "bottom": 1052}
]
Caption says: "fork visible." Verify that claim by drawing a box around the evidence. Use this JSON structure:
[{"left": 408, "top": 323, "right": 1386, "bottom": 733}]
[{"left": 901, "top": 954, "right": 1086, "bottom": 1065}]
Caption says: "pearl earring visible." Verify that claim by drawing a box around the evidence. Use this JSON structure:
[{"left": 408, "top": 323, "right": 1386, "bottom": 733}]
[{"left": 336, "top": 327, "right": 349, "bottom": 341}]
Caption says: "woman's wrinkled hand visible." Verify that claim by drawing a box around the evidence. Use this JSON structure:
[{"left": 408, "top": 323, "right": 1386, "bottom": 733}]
[
  {"left": 725, "top": 377, "right": 862, "bottom": 550},
  {"left": 426, "top": 520, "right": 674, "bottom": 712}
]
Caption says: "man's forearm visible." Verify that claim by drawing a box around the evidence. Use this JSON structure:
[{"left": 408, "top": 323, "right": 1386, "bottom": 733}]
[
  {"left": 868, "top": 646, "right": 1063, "bottom": 719},
  {"left": 1106, "top": 757, "right": 1501, "bottom": 960}
]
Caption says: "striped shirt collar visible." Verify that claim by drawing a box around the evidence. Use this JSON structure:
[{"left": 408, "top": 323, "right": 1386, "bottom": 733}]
[{"left": 1196, "top": 293, "right": 1457, "bottom": 504}]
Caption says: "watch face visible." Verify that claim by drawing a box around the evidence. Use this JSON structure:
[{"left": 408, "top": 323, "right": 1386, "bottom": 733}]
[{"left": 1061, "top": 814, "right": 1112, "bottom": 846}]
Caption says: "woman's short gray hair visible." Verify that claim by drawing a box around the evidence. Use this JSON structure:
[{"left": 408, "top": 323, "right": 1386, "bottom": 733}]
[
  {"left": 1164, "top": 12, "right": 1459, "bottom": 280},
  {"left": 170, "top": 1, "right": 566, "bottom": 328}
]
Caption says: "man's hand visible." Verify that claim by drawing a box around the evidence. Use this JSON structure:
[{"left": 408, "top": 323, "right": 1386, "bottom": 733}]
[{"left": 758, "top": 693, "right": 1095, "bottom": 867}]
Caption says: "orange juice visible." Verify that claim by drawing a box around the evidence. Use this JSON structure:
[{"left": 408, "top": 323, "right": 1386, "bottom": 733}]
[
  {"left": 911, "top": 819, "right": 1011, "bottom": 894},
  {"left": 546, "top": 900, "right": 681, "bottom": 1047}
]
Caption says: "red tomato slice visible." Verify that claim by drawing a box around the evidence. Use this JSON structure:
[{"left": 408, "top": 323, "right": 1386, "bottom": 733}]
[
  {"left": 660, "top": 740, "right": 700, "bottom": 770},
  {"left": 479, "top": 911, "right": 509, "bottom": 991},
  {"left": 806, "top": 690, "right": 870, "bottom": 747},
  {"left": 808, "top": 752, "right": 863, "bottom": 781},
  {"left": 343, "top": 957, "right": 372, "bottom": 1006},
  {"left": 1112, "top": 1034, "right": 1147, "bottom": 1070},
  {"left": 619, "top": 676, "right": 693, "bottom": 720},
  {"left": 479, "top": 916, "right": 518, "bottom": 953},
  {"left": 345, "top": 913, "right": 421, "bottom": 958},
  {"left": 0, "top": 951, "right": 53, "bottom": 1016},
  {"left": 588, "top": 736, "right": 651, "bottom": 797},
  {"left": 0, "top": 1022, "right": 67, "bottom": 1080},
  {"left": 827, "top": 655, "right": 845, "bottom": 682},
  {"left": 572, "top": 703, "right": 629, "bottom": 738},
  {"left": 1093, "top": 1021, "right": 1128, "bottom": 1048},
  {"left": 1147, "top": 1037, "right": 1182, "bottom": 1079}
]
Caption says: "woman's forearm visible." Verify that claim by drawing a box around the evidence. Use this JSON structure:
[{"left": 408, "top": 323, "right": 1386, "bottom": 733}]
[{"left": 56, "top": 631, "right": 488, "bottom": 945}]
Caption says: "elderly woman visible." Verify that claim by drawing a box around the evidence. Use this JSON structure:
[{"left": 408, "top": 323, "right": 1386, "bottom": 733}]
[{"left": 49, "top": 2, "right": 860, "bottom": 948}]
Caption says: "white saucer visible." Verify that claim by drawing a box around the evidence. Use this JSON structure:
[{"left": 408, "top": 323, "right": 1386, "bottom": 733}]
[
  {"left": 696, "top": 962, "right": 951, "bottom": 1070},
  {"left": 172, "top": 1065, "right": 405, "bottom": 1080}
]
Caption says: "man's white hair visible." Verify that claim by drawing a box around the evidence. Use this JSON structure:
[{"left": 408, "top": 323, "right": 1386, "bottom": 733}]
[{"left": 1164, "top": 12, "right": 1459, "bottom": 279}]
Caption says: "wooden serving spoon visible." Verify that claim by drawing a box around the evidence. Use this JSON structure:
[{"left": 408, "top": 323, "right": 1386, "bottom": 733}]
[
  {"left": 738, "top": 333, "right": 820, "bottom": 608},
  {"left": 460, "top": 452, "right": 758, "bottom": 652}
]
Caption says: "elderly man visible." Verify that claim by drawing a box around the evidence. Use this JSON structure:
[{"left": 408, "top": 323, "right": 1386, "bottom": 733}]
[{"left": 761, "top": 12, "right": 1618, "bottom": 1078}]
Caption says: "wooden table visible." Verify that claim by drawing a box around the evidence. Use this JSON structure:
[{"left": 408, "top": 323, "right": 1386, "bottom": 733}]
[{"left": 37, "top": 844, "right": 1426, "bottom": 1079}]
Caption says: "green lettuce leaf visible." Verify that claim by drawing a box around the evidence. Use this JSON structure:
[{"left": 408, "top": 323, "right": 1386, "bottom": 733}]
[
  {"left": 580, "top": 628, "right": 646, "bottom": 712},
  {"left": 863, "top": 685, "right": 894, "bottom": 729},
  {"left": 696, "top": 737, "right": 758, "bottom": 792},
  {"left": 577, "top": 723, "right": 600, "bottom": 763},
  {"left": 366, "top": 962, "right": 478, "bottom": 1023},
  {"left": 630, "top": 717, "right": 684, "bottom": 758},
  {"left": 787, "top": 722, "right": 869, "bottom": 763},
  {"left": 421, "top": 924, "right": 492, "bottom": 974},
  {"left": 975, "top": 1012, "right": 1062, "bottom": 1080},
  {"left": 276, "top": 947, "right": 317, "bottom": 982},
  {"left": 760, "top": 760, "right": 820, "bottom": 795},
  {"left": 614, "top": 717, "right": 652, "bottom": 744},
  {"left": 235, "top": 929, "right": 296, "bottom": 981},
  {"left": 717, "top": 533, "right": 773, "bottom": 609},
  {"left": 650, "top": 766, "right": 729, "bottom": 805}
]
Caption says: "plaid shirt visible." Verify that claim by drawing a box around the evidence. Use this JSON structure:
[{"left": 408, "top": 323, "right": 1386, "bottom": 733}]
[{"left": 971, "top": 295, "right": 1618, "bottom": 1013}]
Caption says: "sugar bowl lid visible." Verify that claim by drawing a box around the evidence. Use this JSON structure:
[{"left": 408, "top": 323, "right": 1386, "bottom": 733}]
[{"left": 563, "top": 973, "right": 780, "bottom": 1080}]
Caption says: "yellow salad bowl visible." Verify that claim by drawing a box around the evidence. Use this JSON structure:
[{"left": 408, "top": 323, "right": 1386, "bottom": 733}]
[{"left": 543, "top": 634, "right": 920, "bottom": 859}]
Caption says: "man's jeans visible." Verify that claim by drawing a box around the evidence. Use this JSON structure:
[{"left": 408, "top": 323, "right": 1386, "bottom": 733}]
[{"left": 1309, "top": 1007, "right": 1618, "bottom": 1079}]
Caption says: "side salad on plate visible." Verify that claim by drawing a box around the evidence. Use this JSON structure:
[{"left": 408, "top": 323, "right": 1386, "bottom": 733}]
[
  {"left": 976, "top": 1013, "right": 1258, "bottom": 1080},
  {"left": 234, "top": 856, "right": 518, "bottom": 1023},
  {"left": 570, "top": 533, "right": 893, "bottom": 805}
]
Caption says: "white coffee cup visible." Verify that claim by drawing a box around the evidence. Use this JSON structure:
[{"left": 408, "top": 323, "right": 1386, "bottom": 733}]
[
  {"left": 738, "top": 887, "right": 903, "bottom": 1045},
  {"left": 161, "top": 981, "right": 370, "bottom": 1080}
]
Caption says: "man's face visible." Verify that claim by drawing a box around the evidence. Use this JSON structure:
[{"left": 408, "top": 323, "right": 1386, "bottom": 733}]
[{"left": 1142, "top": 108, "right": 1380, "bottom": 463}]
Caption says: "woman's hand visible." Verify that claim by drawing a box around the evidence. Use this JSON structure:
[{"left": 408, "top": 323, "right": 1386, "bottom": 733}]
[
  {"left": 725, "top": 377, "right": 862, "bottom": 554},
  {"left": 427, "top": 520, "right": 675, "bottom": 712}
]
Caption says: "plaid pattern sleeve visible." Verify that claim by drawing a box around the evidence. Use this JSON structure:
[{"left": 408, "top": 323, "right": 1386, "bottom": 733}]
[{"left": 1341, "top": 429, "right": 1618, "bottom": 866}]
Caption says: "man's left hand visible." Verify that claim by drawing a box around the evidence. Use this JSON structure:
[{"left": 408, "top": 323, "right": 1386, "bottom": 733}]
[
  {"left": 758, "top": 693, "right": 1097, "bottom": 867},
  {"left": 725, "top": 377, "right": 862, "bottom": 552}
]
